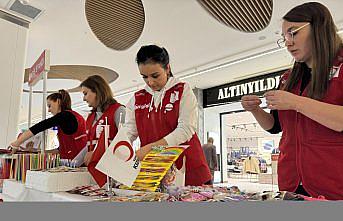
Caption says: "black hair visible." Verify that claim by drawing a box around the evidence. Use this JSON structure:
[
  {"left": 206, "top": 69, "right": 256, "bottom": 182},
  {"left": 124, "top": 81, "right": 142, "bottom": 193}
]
[{"left": 136, "top": 45, "right": 173, "bottom": 76}]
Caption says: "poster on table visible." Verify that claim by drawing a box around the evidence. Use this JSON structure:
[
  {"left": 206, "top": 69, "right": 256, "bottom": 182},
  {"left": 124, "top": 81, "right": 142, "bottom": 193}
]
[
  {"left": 96, "top": 127, "right": 141, "bottom": 187},
  {"left": 96, "top": 127, "right": 188, "bottom": 191}
]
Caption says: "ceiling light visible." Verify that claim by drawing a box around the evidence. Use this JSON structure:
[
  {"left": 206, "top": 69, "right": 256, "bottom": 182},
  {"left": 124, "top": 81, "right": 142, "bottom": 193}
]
[
  {"left": 19, "top": 0, "right": 30, "bottom": 5},
  {"left": 180, "top": 47, "right": 286, "bottom": 80},
  {"left": 180, "top": 28, "right": 343, "bottom": 80}
]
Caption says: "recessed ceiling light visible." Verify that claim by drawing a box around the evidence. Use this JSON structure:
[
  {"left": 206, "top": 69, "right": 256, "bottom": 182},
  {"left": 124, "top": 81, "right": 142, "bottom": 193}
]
[
  {"left": 258, "top": 36, "right": 266, "bottom": 40},
  {"left": 19, "top": 0, "right": 29, "bottom": 5}
]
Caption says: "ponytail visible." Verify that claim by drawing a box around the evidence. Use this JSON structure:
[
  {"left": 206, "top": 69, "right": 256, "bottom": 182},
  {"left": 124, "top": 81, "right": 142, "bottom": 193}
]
[{"left": 47, "top": 89, "right": 72, "bottom": 111}]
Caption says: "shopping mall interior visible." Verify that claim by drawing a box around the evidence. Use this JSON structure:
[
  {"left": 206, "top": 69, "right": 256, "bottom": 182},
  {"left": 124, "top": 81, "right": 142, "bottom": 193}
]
[{"left": 1, "top": 0, "right": 343, "bottom": 206}]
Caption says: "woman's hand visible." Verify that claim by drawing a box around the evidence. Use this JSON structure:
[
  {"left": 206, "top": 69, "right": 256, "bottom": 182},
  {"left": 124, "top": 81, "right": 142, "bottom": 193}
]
[
  {"left": 241, "top": 95, "right": 262, "bottom": 112},
  {"left": 8, "top": 142, "right": 20, "bottom": 154},
  {"left": 8, "top": 145, "right": 19, "bottom": 154},
  {"left": 264, "top": 90, "right": 301, "bottom": 110},
  {"left": 84, "top": 151, "right": 94, "bottom": 166},
  {"left": 25, "top": 141, "right": 35, "bottom": 151},
  {"left": 136, "top": 144, "right": 153, "bottom": 161},
  {"left": 136, "top": 139, "right": 168, "bottom": 161}
]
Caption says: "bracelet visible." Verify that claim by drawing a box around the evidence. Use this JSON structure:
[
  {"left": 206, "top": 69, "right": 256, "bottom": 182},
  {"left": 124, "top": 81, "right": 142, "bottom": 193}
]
[{"left": 9, "top": 145, "right": 19, "bottom": 150}]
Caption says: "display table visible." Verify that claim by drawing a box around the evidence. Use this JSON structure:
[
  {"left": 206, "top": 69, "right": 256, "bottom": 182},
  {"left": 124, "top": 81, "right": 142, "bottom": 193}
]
[
  {"left": 1, "top": 179, "right": 324, "bottom": 202},
  {"left": 1, "top": 179, "right": 92, "bottom": 202},
  {"left": 1, "top": 179, "right": 143, "bottom": 202}
]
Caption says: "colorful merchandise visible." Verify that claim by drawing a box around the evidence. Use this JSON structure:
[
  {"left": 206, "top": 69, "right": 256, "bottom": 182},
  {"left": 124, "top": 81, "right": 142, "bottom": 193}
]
[
  {"left": 67, "top": 185, "right": 170, "bottom": 202},
  {"left": 122, "top": 146, "right": 188, "bottom": 192},
  {"left": 0, "top": 156, "right": 12, "bottom": 191},
  {"left": 67, "top": 185, "right": 110, "bottom": 199},
  {"left": 66, "top": 183, "right": 330, "bottom": 202},
  {"left": 0, "top": 152, "right": 60, "bottom": 183}
]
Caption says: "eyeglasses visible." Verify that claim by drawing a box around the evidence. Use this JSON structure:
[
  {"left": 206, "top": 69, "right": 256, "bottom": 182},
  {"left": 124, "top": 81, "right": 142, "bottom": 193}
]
[{"left": 277, "top": 23, "right": 310, "bottom": 48}]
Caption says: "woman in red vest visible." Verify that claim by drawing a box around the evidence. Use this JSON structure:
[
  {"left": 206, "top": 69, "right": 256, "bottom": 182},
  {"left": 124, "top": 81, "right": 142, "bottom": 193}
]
[
  {"left": 9, "top": 89, "right": 87, "bottom": 160},
  {"left": 125, "top": 45, "right": 211, "bottom": 186},
  {"left": 241, "top": 2, "right": 343, "bottom": 200},
  {"left": 80, "top": 75, "right": 125, "bottom": 187}
]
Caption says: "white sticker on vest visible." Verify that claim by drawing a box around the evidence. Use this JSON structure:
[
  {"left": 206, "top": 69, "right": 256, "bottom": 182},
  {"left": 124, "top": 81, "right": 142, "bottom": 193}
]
[
  {"left": 165, "top": 103, "right": 173, "bottom": 112},
  {"left": 135, "top": 104, "right": 150, "bottom": 110},
  {"left": 330, "top": 63, "right": 342, "bottom": 79},
  {"left": 170, "top": 91, "right": 179, "bottom": 103},
  {"left": 96, "top": 124, "right": 104, "bottom": 138}
]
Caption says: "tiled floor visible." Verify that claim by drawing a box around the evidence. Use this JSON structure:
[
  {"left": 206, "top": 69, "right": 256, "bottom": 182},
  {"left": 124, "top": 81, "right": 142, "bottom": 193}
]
[{"left": 214, "top": 172, "right": 279, "bottom": 193}]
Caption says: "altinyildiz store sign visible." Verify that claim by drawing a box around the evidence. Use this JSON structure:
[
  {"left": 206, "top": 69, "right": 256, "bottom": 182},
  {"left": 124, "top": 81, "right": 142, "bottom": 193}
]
[{"left": 203, "top": 70, "right": 286, "bottom": 108}]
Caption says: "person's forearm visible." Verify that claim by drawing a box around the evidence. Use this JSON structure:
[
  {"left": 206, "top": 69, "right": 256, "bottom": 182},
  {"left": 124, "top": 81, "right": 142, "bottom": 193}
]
[
  {"left": 295, "top": 96, "right": 343, "bottom": 132},
  {"left": 12, "top": 130, "right": 34, "bottom": 147},
  {"left": 251, "top": 107, "right": 275, "bottom": 130}
]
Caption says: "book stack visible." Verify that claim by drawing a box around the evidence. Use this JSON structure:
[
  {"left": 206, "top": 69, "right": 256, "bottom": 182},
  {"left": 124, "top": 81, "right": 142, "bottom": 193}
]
[
  {"left": 0, "top": 156, "right": 12, "bottom": 191},
  {"left": 7, "top": 152, "right": 60, "bottom": 183}
]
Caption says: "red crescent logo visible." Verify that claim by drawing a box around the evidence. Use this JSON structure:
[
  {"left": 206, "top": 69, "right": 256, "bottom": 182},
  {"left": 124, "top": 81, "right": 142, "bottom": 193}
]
[{"left": 112, "top": 141, "right": 134, "bottom": 161}]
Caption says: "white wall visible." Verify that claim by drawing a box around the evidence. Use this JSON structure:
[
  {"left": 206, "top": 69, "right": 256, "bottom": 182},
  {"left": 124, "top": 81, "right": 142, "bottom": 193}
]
[
  {"left": 204, "top": 107, "right": 228, "bottom": 183},
  {"left": 0, "top": 16, "right": 28, "bottom": 147}
]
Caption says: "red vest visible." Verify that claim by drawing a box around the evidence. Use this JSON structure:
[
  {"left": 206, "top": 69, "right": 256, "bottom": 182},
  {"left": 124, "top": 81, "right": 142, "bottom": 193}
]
[
  {"left": 278, "top": 49, "right": 343, "bottom": 200},
  {"left": 86, "top": 103, "right": 122, "bottom": 150},
  {"left": 134, "top": 83, "right": 211, "bottom": 186},
  {"left": 57, "top": 110, "right": 87, "bottom": 159},
  {"left": 86, "top": 103, "right": 122, "bottom": 187}
]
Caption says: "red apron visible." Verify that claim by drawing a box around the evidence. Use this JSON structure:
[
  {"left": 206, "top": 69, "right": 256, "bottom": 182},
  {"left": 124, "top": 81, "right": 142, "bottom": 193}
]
[
  {"left": 57, "top": 110, "right": 87, "bottom": 159},
  {"left": 278, "top": 49, "right": 343, "bottom": 200},
  {"left": 86, "top": 103, "right": 122, "bottom": 187},
  {"left": 135, "top": 83, "right": 211, "bottom": 186}
]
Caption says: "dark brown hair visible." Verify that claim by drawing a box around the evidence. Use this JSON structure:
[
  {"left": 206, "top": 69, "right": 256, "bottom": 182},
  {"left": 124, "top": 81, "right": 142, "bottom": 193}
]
[
  {"left": 80, "top": 75, "right": 117, "bottom": 112},
  {"left": 136, "top": 45, "right": 173, "bottom": 77},
  {"left": 283, "top": 2, "right": 342, "bottom": 99},
  {"left": 47, "top": 89, "right": 71, "bottom": 111}
]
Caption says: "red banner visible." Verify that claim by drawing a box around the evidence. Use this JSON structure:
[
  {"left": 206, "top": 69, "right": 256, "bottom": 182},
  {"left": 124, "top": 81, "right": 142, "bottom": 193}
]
[{"left": 28, "top": 50, "right": 50, "bottom": 86}]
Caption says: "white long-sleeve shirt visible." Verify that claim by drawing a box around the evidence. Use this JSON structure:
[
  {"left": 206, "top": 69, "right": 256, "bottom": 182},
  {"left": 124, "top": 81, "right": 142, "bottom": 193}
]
[{"left": 124, "top": 77, "right": 198, "bottom": 146}]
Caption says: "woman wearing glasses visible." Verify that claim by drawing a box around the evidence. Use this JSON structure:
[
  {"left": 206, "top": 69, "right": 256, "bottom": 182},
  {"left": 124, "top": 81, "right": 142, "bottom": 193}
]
[{"left": 241, "top": 2, "right": 343, "bottom": 200}]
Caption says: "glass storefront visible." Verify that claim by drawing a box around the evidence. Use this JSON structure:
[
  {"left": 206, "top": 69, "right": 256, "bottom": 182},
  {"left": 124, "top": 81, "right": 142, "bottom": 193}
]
[{"left": 202, "top": 70, "right": 284, "bottom": 186}]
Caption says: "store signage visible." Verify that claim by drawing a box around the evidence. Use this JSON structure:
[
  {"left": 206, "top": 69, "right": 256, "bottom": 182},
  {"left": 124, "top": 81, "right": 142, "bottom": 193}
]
[
  {"left": 271, "top": 154, "right": 279, "bottom": 161},
  {"left": 28, "top": 50, "right": 50, "bottom": 86},
  {"left": 203, "top": 70, "right": 286, "bottom": 108}
]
